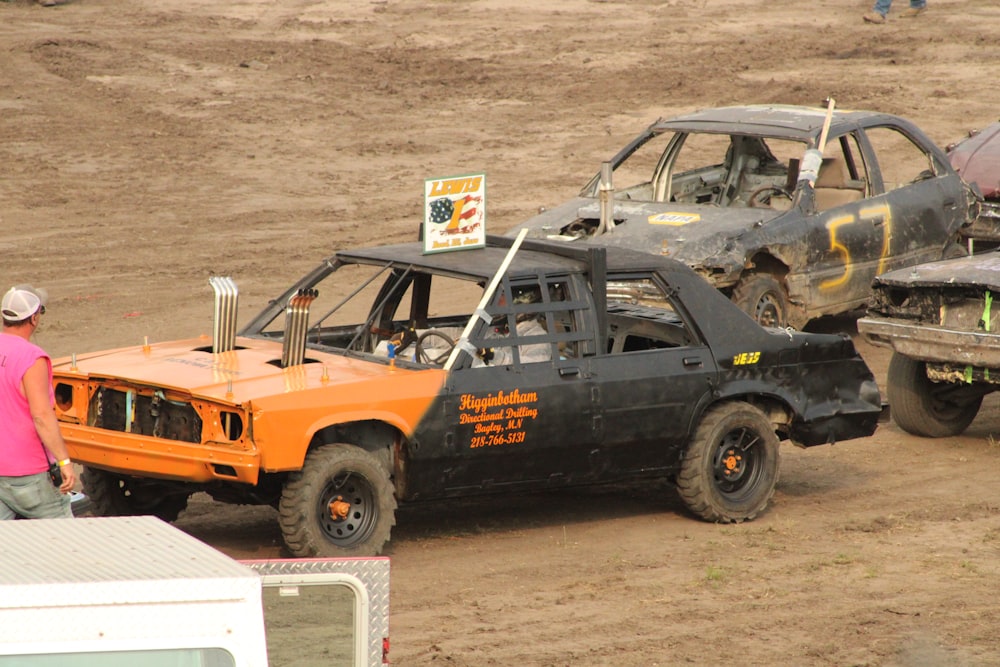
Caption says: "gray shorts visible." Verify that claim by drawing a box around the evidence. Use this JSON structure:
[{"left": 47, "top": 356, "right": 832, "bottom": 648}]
[{"left": 0, "top": 471, "right": 73, "bottom": 520}]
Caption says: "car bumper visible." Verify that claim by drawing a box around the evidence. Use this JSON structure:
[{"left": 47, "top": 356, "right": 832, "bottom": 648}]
[
  {"left": 858, "top": 316, "right": 1000, "bottom": 368},
  {"left": 63, "top": 425, "right": 261, "bottom": 484}
]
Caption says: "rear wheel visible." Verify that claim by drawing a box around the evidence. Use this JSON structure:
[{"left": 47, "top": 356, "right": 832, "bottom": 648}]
[
  {"left": 732, "top": 273, "right": 790, "bottom": 328},
  {"left": 81, "top": 466, "right": 190, "bottom": 522},
  {"left": 677, "top": 402, "right": 780, "bottom": 523},
  {"left": 887, "top": 352, "right": 983, "bottom": 437},
  {"left": 279, "top": 444, "right": 397, "bottom": 557}
]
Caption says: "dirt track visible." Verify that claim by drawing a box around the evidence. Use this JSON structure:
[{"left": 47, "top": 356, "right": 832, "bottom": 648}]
[{"left": 4, "top": 0, "right": 1000, "bottom": 664}]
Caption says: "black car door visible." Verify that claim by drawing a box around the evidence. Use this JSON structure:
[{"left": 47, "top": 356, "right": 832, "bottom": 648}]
[
  {"left": 586, "top": 276, "right": 718, "bottom": 475},
  {"left": 438, "top": 275, "right": 602, "bottom": 493}
]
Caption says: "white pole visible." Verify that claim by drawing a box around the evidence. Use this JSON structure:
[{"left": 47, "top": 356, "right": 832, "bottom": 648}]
[{"left": 444, "top": 228, "right": 530, "bottom": 371}]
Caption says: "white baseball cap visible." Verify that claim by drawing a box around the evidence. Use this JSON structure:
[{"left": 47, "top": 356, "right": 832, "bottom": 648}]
[{"left": 2, "top": 285, "right": 49, "bottom": 321}]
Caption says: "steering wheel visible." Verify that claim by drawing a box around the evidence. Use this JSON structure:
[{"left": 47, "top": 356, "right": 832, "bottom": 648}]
[
  {"left": 563, "top": 220, "right": 596, "bottom": 238},
  {"left": 748, "top": 185, "right": 792, "bottom": 209},
  {"left": 415, "top": 329, "right": 457, "bottom": 365}
]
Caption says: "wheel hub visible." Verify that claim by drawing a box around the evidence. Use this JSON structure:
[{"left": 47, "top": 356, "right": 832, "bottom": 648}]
[
  {"left": 328, "top": 495, "right": 351, "bottom": 521},
  {"left": 720, "top": 448, "right": 745, "bottom": 481},
  {"left": 755, "top": 295, "right": 780, "bottom": 328}
]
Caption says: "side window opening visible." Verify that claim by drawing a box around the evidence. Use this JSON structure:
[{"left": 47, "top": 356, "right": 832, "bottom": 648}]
[
  {"left": 813, "top": 133, "right": 870, "bottom": 212},
  {"left": 468, "top": 277, "right": 593, "bottom": 368},
  {"left": 864, "top": 126, "right": 941, "bottom": 192},
  {"left": 605, "top": 276, "right": 697, "bottom": 354}
]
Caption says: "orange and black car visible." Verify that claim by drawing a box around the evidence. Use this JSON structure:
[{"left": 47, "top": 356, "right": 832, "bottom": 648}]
[{"left": 53, "top": 236, "right": 881, "bottom": 556}]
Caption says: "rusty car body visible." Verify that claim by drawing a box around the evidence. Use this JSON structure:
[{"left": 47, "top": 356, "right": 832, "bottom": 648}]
[
  {"left": 512, "top": 105, "right": 978, "bottom": 329},
  {"left": 857, "top": 119, "right": 1000, "bottom": 437},
  {"left": 52, "top": 237, "right": 880, "bottom": 557},
  {"left": 859, "top": 252, "right": 1000, "bottom": 437}
]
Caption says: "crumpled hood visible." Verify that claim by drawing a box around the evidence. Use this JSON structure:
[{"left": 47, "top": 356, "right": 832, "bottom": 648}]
[
  {"left": 516, "top": 197, "right": 785, "bottom": 266},
  {"left": 873, "top": 251, "right": 1000, "bottom": 292}
]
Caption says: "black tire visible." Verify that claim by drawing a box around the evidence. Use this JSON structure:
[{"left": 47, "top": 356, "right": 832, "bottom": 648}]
[
  {"left": 732, "top": 273, "right": 790, "bottom": 328},
  {"left": 677, "top": 402, "right": 780, "bottom": 523},
  {"left": 886, "top": 352, "right": 982, "bottom": 437},
  {"left": 81, "top": 466, "right": 190, "bottom": 522},
  {"left": 279, "top": 444, "right": 397, "bottom": 557}
]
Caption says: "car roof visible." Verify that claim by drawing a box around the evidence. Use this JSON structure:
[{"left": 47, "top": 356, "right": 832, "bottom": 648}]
[
  {"left": 335, "top": 236, "right": 691, "bottom": 281},
  {"left": 653, "top": 104, "right": 900, "bottom": 142}
]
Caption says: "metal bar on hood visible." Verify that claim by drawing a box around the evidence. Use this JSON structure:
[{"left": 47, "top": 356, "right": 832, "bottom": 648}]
[
  {"left": 209, "top": 276, "right": 239, "bottom": 354},
  {"left": 281, "top": 288, "right": 318, "bottom": 368}
]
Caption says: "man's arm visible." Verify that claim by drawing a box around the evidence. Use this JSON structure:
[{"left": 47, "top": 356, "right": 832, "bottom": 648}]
[{"left": 23, "top": 358, "right": 76, "bottom": 493}]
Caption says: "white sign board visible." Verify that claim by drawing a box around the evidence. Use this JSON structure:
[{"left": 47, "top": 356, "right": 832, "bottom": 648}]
[{"left": 423, "top": 173, "right": 486, "bottom": 253}]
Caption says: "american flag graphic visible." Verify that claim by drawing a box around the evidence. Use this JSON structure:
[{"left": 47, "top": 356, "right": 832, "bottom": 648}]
[{"left": 429, "top": 198, "right": 454, "bottom": 225}]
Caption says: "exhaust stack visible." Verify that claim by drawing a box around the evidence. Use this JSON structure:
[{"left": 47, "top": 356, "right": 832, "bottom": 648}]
[
  {"left": 210, "top": 277, "right": 239, "bottom": 354},
  {"left": 281, "top": 288, "right": 318, "bottom": 368}
]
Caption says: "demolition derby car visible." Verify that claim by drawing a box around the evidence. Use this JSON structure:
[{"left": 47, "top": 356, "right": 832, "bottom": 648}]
[
  {"left": 53, "top": 237, "right": 881, "bottom": 557},
  {"left": 857, "top": 120, "right": 1000, "bottom": 438},
  {"left": 858, "top": 253, "right": 1000, "bottom": 438},
  {"left": 948, "top": 120, "right": 1000, "bottom": 246},
  {"left": 513, "top": 104, "right": 979, "bottom": 329}
]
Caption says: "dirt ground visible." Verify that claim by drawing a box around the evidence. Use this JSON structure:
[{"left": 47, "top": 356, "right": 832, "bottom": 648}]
[{"left": 4, "top": 0, "right": 1000, "bottom": 664}]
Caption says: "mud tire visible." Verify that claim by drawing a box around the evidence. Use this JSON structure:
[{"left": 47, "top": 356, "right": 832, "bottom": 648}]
[
  {"left": 279, "top": 444, "right": 397, "bottom": 557},
  {"left": 887, "top": 352, "right": 982, "bottom": 438},
  {"left": 81, "top": 466, "right": 190, "bottom": 522},
  {"left": 732, "top": 273, "right": 791, "bottom": 328},
  {"left": 677, "top": 402, "right": 780, "bottom": 523}
]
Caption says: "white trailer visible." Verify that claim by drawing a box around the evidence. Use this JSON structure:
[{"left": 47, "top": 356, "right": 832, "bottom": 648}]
[{"left": 0, "top": 516, "right": 390, "bottom": 666}]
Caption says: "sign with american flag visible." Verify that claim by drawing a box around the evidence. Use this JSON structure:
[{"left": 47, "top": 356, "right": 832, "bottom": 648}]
[{"left": 423, "top": 173, "right": 486, "bottom": 254}]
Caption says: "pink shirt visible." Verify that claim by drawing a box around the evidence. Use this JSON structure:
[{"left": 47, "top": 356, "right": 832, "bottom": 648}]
[{"left": 0, "top": 333, "right": 53, "bottom": 476}]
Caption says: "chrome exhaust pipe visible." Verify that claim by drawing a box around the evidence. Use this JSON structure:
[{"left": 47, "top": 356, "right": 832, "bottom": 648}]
[
  {"left": 209, "top": 277, "right": 239, "bottom": 354},
  {"left": 281, "top": 288, "right": 318, "bottom": 368}
]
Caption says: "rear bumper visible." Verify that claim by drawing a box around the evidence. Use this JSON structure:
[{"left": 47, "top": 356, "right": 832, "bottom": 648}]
[{"left": 63, "top": 425, "right": 261, "bottom": 484}]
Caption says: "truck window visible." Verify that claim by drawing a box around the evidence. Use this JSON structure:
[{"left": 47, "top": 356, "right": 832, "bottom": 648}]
[{"left": 262, "top": 583, "right": 355, "bottom": 666}]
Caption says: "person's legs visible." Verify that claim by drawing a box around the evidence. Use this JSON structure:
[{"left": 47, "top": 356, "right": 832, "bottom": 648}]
[
  {"left": 900, "top": 1, "right": 926, "bottom": 17},
  {"left": 873, "top": 0, "right": 892, "bottom": 16},
  {"left": 864, "top": 0, "right": 891, "bottom": 23},
  {"left": 0, "top": 473, "right": 72, "bottom": 519}
]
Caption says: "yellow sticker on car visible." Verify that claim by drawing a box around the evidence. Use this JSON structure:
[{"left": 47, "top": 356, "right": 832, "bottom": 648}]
[
  {"left": 648, "top": 212, "right": 701, "bottom": 225},
  {"left": 733, "top": 351, "right": 761, "bottom": 366}
]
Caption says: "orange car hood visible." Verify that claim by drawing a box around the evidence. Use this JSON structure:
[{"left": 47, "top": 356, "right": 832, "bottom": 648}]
[{"left": 51, "top": 335, "right": 436, "bottom": 404}]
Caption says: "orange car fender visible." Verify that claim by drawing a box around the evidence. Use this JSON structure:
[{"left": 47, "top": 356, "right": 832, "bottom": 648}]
[
  {"left": 252, "top": 370, "right": 447, "bottom": 471},
  {"left": 266, "top": 409, "right": 418, "bottom": 472}
]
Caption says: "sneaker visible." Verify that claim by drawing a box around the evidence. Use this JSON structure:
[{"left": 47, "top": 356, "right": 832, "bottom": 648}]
[
  {"left": 900, "top": 6, "right": 926, "bottom": 17},
  {"left": 862, "top": 12, "right": 886, "bottom": 23}
]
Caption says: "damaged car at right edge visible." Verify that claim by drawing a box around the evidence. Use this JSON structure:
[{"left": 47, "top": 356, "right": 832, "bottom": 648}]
[{"left": 857, "top": 120, "right": 1000, "bottom": 438}]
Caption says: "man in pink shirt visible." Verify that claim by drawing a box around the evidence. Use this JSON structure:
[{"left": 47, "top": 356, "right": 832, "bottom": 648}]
[{"left": 0, "top": 285, "right": 75, "bottom": 519}]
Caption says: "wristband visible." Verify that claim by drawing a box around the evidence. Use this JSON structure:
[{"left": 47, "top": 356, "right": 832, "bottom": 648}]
[{"left": 57, "top": 458, "right": 71, "bottom": 467}]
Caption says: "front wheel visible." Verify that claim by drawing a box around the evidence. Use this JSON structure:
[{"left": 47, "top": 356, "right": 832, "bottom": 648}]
[
  {"left": 886, "top": 352, "right": 983, "bottom": 437},
  {"left": 81, "top": 467, "right": 190, "bottom": 522},
  {"left": 279, "top": 444, "right": 397, "bottom": 557},
  {"left": 677, "top": 402, "right": 780, "bottom": 523},
  {"left": 732, "top": 273, "right": 792, "bottom": 328}
]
